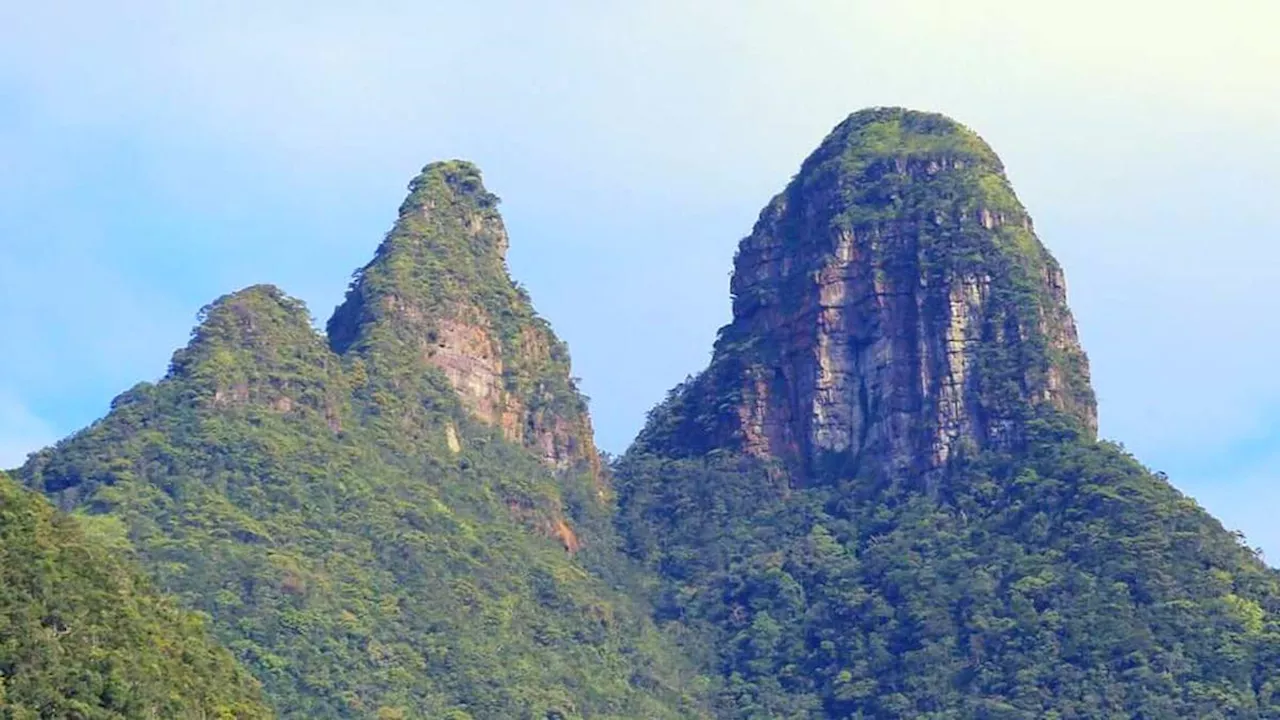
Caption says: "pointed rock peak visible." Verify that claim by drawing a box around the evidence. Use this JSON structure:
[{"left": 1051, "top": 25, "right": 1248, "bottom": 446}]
[
  {"left": 326, "top": 162, "right": 602, "bottom": 480},
  {"left": 638, "top": 108, "right": 1096, "bottom": 477},
  {"left": 327, "top": 160, "right": 509, "bottom": 356},
  {"left": 396, "top": 159, "right": 507, "bottom": 255},
  {"left": 402, "top": 160, "right": 499, "bottom": 209}
]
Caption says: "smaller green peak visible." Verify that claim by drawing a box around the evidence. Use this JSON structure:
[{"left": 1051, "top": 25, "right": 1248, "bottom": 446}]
[
  {"left": 178, "top": 284, "right": 317, "bottom": 359},
  {"left": 400, "top": 159, "right": 499, "bottom": 216},
  {"left": 171, "top": 284, "right": 331, "bottom": 391},
  {"left": 197, "top": 284, "right": 310, "bottom": 325}
]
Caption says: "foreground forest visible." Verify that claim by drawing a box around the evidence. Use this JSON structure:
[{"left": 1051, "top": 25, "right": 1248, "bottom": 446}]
[{"left": 0, "top": 472, "right": 271, "bottom": 718}]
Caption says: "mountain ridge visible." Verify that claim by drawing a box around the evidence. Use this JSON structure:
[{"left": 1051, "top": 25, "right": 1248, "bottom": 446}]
[{"left": 17, "top": 166, "right": 708, "bottom": 719}]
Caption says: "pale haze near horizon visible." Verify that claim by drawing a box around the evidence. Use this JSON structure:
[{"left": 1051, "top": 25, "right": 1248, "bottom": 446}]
[{"left": 1, "top": 1, "right": 1278, "bottom": 557}]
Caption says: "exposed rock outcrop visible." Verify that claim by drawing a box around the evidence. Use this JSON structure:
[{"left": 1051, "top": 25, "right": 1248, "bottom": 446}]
[
  {"left": 636, "top": 108, "right": 1096, "bottom": 477},
  {"left": 327, "top": 161, "right": 602, "bottom": 485}
]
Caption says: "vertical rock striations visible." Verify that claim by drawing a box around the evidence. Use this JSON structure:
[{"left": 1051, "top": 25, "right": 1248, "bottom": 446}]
[
  {"left": 327, "top": 161, "right": 601, "bottom": 482},
  {"left": 636, "top": 108, "right": 1095, "bottom": 478}
]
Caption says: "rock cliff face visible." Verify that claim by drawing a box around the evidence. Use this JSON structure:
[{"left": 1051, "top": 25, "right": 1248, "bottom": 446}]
[
  {"left": 327, "top": 161, "right": 601, "bottom": 482},
  {"left": 636, "top": 108, "right": 1096, "bottom": 477}
]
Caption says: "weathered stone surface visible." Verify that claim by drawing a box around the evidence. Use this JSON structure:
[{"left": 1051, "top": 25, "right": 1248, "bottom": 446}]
[
  {"left": 636, "top": 108, "right": 1096, "bottom": 478},
  {"left": 327, "top": 161, "right": 602, "bottom": 486}
]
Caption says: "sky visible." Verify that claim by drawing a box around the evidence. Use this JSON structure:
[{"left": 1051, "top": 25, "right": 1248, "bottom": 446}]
[{"left": 1, "top": 1, "right": 1277, "bottom": 558}]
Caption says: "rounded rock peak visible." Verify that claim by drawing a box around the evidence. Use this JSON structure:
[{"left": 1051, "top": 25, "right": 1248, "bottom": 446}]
[
  {"left": 839, "top": 106, "right": 970, "bottom": 131},
  {"left": 196, "top": 284, "right": 311, "bottom": 326},
  {"left": 400, "top": 159, "right": 499, "bottom": 216},
  {"left": 647, "top": 108, "right": 1097, "bottom": 476},
  {"left": 812, "top": 106, "right": 1004, "bottom": 173}
]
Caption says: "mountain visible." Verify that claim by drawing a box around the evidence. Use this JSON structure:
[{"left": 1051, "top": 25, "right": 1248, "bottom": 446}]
[
  {"left": 18, "top": 162, "right": 707, "bottom": 719},
  {"left": 13, "top": 112, "right": 1280, "bottom": 720},
  {"left": 616, "top": 108, "right": 1280, "bottom": 718},
  {"left": 0, "top": 472, "right": 271, "bottom": 719}
]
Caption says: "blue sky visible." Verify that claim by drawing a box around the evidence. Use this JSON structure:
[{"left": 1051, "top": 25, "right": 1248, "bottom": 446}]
[{"left": 2, "top": 1, "right": 1278, "bottom": 558}]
